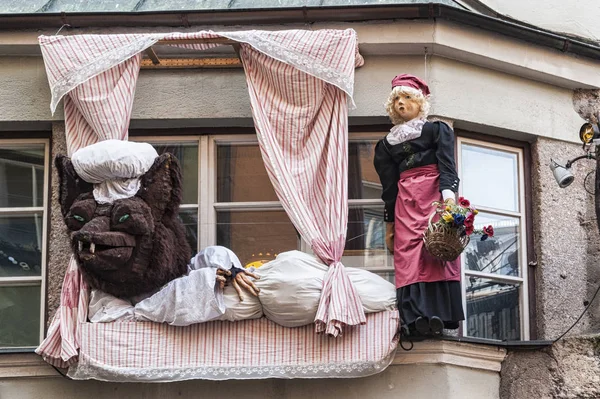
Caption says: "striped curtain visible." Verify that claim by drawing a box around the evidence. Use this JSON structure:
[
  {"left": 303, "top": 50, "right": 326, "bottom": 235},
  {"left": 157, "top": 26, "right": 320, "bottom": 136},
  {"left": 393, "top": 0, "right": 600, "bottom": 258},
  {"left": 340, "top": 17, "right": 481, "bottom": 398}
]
[
  {"left": 239, "top": 44, "right": 365, "bottom": 337},
  {"left": 36, "top": 53, "right": 143, "bottom": 368}
]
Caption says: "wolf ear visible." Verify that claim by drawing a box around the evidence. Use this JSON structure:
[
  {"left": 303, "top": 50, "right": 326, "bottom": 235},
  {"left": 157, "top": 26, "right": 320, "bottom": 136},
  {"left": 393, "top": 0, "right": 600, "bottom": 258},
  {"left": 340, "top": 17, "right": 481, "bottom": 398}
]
[
  {"left": 136, "top": 153, "right": 183, "bottom": 221},
  {"left": 55, "top": 155, "right": 94, "bottom": 218}
]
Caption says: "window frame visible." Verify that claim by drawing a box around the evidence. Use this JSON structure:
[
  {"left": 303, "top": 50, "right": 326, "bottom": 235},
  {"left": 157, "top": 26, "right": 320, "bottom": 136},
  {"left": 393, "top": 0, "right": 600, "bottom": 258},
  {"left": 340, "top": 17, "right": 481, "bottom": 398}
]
[
  {"left": 134, "top": 133, "right": 393, "bottom": 272},
  {"left": 0, "top": 138, "right": 50, "bottom": 350},
  {"left": 456, "top": 135, "right": 530, "bottom": 341}
]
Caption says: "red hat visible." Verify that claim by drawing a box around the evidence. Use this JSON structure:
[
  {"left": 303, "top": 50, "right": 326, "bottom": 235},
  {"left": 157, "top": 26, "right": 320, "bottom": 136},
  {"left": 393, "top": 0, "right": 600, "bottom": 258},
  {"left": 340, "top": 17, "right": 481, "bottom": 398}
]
[{"left": 391, "top": 74, "right": 430, "bottom": 96}]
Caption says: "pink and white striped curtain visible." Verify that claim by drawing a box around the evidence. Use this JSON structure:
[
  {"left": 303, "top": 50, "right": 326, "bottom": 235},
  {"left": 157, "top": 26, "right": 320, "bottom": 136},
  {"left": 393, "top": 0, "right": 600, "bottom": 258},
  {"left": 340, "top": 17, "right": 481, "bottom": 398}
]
[
  {"left": 37, "top": 39, "right": 144, "bottom": 367},
  {"left": 239, "top": 44, "right": 365, "bottom": 337},
  {"left": 36, "top": 29, "right": 365, "bottom": 366}
]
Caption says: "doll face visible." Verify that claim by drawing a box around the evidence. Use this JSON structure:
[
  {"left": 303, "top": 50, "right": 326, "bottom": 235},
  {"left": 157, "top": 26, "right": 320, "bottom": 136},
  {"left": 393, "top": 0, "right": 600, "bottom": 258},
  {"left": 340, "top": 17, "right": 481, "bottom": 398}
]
[{"left": 393, "top": 92, "right": 420, "bottom": 122}]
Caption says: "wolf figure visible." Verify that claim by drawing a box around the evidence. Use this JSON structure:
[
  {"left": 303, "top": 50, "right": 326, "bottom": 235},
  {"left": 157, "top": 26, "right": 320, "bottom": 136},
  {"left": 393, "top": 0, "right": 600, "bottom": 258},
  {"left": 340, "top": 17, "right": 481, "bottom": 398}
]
[{"left": 55, "top": 153, "right": 191, "bottom": 298}]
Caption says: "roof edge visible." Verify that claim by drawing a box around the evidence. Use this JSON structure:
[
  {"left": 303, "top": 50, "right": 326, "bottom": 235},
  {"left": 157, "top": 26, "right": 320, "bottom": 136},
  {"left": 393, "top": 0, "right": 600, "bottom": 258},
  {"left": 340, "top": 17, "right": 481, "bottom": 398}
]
[{"left": 0, "top": 4, "right": 599, "bottom": 60}]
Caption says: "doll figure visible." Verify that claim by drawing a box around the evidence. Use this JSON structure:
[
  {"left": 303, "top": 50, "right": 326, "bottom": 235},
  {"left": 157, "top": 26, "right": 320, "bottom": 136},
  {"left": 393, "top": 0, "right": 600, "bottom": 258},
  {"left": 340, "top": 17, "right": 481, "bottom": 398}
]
[{"left": 374, "top": 74, "right": 465, "bottom": 337}]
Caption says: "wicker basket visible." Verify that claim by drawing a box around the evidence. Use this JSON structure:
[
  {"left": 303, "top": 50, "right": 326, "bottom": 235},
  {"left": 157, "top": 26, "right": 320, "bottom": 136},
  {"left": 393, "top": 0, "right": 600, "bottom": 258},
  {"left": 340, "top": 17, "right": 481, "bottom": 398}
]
[{"left": 423, "top": 213, "right": 470, "bottom": 261}]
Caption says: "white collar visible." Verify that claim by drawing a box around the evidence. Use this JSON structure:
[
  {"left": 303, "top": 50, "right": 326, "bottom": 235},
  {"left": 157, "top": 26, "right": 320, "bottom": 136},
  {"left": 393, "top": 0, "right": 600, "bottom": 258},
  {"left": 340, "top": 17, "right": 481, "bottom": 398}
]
[{"left": 385, "top": 118, "right": 426, "bottom": 145}]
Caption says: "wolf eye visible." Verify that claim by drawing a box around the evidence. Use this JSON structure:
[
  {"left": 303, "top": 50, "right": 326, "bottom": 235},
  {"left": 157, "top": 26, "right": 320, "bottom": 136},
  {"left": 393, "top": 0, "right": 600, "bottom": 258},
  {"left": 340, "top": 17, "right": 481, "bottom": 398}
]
[
  {"left": 72, "top": 215, "right": 86, "bottom": 222},
  {"left": 118, "top": 214, "right": 130, "bottom": 223}
]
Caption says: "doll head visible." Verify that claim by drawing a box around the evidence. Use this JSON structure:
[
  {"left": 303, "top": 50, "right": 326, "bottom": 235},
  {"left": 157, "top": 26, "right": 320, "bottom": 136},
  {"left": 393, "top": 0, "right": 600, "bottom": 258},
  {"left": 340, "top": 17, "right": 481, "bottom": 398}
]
[{"left": 385, "top": 74, "right": 431, "bottom": 125}]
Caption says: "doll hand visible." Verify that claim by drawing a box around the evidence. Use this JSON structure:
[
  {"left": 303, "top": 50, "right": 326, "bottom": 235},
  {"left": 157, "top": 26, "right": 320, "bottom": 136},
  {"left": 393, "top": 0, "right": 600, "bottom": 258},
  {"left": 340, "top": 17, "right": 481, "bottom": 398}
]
[
  {"left": 231, "top": 268, "right": 260, "bottom": 302},
  {"left": 386, "top": 222, "right": 395, "bottom": 254},
  {"left": 216, "top": 268, "right": 230, "bottom": 290}
]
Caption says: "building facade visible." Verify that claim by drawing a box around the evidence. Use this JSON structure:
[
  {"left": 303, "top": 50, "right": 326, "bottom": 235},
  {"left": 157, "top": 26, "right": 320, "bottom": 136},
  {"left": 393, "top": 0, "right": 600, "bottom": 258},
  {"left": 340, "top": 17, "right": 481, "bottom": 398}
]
[{"left": 0, "top": 2, "right": 599, "bottom": 398}]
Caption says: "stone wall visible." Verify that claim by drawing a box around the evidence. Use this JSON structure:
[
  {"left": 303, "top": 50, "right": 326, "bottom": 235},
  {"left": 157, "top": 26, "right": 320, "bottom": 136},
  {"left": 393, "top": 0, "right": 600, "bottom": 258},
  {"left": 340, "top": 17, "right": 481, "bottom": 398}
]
[
  {"left": 500, "top": 335, "right": 600, "bottom": 399},
  {"left": 531, "top": 136, "right": 600, "bottom": 339},
  {"left": 46, "top": 123, "right": 71, "bottom": 325}
]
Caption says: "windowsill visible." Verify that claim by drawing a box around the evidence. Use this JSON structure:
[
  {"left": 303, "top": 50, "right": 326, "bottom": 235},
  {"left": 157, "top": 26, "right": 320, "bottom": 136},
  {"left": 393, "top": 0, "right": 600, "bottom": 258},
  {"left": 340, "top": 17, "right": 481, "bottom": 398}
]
[
  {"left": 0, "top": 353, "right": 60, "bottom": 379},
  {"left": 1, "top": 339, "right": 508, "bottom": 380},
  {"left": 393, "top": 338, "right": 507, "bottom": 372}
]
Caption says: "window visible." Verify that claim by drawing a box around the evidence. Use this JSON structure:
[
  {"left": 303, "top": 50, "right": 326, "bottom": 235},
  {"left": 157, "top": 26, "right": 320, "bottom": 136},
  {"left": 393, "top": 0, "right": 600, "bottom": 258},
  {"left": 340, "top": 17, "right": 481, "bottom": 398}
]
[
  {"left": 135, "top": 134, "right": 391, "bottom": 278},
  {"left": 0, "top": 140, "right": 49, "bottom": 349},
  {"left": 457, "top": 137, "right": 529, "bottom": 341}
]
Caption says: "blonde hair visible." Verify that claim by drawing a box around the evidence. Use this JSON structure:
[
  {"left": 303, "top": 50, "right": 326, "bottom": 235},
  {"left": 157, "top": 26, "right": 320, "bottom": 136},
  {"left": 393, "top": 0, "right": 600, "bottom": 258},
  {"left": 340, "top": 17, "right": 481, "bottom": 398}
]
[{"left": 385, "top": 86, "right": 431, "bottom": 125}]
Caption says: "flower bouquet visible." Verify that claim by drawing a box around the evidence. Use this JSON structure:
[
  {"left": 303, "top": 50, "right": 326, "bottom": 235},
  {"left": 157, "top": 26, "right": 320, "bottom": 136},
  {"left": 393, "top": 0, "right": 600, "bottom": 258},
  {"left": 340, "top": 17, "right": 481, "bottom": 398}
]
[{"left": 423, "top": 196, "right": 495, "bottom": 261}]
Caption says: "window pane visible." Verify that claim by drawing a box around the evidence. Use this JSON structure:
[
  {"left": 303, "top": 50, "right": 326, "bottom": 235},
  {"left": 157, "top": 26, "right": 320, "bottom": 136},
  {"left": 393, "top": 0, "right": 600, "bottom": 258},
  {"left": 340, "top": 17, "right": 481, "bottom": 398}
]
[
  {"left": 461, "top": 144, "right": 519, "bottom": 212},
  {"left": 463, "top": 212, "right": 521, "bottom": 277},
  {"left": 349, "top": 141, "right": 381, "bottom": 200},
  {"left": 343, "top": 205, "right": 392, "bottom": 270},
  {"left": 465, "top": 276, "right": 521, "bottom": 340},
  {"left": 0, "top": 144, "right": 45, "bottom": 208},
  {"left": 0, "top": 214, "right": 43, "bottom": 277},
  {"left": 149, "top": 142, "right": 198, "bottom": 205},
  {"left": 216, "top": 144, "right": 278, "bottom": 202},
  {"left": 178, "top": 209, "right": 198, "bottom": 256},
  {"left": 0, "top": 285, "right": 40, "bottom": 347},
  {"left": 216, "top": 210, "right": 298, "bottom": 266}
]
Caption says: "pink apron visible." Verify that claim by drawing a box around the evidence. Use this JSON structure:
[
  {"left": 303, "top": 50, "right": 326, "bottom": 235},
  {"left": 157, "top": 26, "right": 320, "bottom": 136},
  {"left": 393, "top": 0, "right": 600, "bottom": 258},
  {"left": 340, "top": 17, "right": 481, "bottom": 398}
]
[{"left": 393, "top": 164, "right": 461, "bottom": 288}]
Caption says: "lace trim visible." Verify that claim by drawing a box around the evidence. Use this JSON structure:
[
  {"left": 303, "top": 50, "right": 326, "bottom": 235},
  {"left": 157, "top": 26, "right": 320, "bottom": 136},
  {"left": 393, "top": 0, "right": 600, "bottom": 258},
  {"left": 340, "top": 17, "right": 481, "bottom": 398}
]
[
  {"left": 48, "top": 36, "right": 160, "bottom": 114},
  {"left": 67, "top": 353, "right": 397, "bottom": 382},
  {"left": 46, "top": 30, "right": 360, "bottom": 113},
  {"left": 219, "top": 30, "right": 358, "bottom": 109},
  {"left": 386, "top": 118, "right": 426, "bottom": 145}
]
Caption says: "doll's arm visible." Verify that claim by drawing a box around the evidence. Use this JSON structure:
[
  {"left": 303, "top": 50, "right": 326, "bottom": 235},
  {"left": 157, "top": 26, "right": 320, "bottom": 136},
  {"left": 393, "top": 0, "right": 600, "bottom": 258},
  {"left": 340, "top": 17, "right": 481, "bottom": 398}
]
[
  {"left": 434, "top": 122, "right": 460, "bottom": 197},
  {"left": 373, "top": 139, "right": 399, "bottom": 223}
]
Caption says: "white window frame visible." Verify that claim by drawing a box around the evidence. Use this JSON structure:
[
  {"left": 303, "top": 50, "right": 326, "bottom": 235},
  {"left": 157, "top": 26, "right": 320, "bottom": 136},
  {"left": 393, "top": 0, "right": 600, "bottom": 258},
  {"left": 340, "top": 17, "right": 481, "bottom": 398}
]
[
  {"left": 456, "top": 136, "right": 530, "bottom": 341},
  {"left": 0, "top": 138, "right": 50, "bottom": 349},
  {"left": 134, "top": 133, "right": 393, "bottom": 273}
]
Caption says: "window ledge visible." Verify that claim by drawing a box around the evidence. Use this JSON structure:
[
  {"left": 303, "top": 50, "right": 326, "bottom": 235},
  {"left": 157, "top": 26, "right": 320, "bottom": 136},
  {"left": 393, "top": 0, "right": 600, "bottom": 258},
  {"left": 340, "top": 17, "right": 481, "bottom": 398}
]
[
  {"left": 1, "top": 340, "right": 506, "bottom": 379},
  {"left": 393, "top": 339, "right": 507, "bottom": 372},
  {"left": 0, "top": 353, "right": 60, "bottom": 379}
]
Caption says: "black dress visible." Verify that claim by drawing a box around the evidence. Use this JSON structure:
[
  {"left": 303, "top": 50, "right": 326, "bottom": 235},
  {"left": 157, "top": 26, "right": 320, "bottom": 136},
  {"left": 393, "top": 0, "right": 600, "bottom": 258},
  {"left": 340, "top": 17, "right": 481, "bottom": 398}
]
[{"left": 373, "top": 121, "right": 465, "bottom": 331}]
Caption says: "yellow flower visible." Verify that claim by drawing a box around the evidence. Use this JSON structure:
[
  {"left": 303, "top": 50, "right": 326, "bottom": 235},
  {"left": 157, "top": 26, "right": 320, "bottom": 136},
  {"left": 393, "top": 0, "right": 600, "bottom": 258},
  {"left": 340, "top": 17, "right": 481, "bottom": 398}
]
[
  {"left": 445, "top": 205, "right": 452, "bottom": 211},
  {"left": 442, "top": 212, "right": 454, "bottom": 223},
  {"left": 473, "top": 209, "right": 479, "bottom": 215}
]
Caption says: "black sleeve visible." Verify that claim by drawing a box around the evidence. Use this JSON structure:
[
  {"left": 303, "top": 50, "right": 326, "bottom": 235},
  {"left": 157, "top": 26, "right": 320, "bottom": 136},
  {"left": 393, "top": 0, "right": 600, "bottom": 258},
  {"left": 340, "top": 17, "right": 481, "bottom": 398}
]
[
  {"left": 373, "top": 139, "right": 399, "bottom": 222},
  {"left": 434, "top": 121, "right": 460, "bottom": 193}
]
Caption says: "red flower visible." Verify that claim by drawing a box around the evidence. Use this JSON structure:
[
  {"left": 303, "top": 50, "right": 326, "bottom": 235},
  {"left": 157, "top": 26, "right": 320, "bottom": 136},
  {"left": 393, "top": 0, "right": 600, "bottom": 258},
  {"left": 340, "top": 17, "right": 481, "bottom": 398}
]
[
  {"left": 465, "top": 225, "right": 474, "bottom": 235},
  {"left": 458, "top": 197, "right": 471, "bottom": 207},
  {"left": 464, "top": 213, "right": 475, "bottom": 227},
  {"left": 483, "top": 225, "right": 494, "bottom": 237}
]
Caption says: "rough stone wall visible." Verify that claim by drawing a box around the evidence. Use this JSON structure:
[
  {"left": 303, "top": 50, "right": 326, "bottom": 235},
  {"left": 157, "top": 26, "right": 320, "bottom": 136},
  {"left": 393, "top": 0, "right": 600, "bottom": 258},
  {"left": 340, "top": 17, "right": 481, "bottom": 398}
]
[
  {"left": 531, "top": 136, "right": 600, "bottom": 339},
  {"left": 45, "top": 122, "right": 71, "bottom": 325},
  {"left": 501, "top": 136, "right": 600, "bottom": 398},
  {"left": 500, "top": 335, "right": 600, "bottom": 399}
]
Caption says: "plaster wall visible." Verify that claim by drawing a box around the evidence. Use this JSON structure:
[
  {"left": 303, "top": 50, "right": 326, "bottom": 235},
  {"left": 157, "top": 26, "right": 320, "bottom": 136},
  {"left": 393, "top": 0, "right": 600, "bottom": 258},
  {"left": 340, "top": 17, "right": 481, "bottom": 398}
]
[
  {"left": 0, "top": 54, "right": 587, "bottom": 145},
  {"left": 480, "top": 0, "right": 600, "bottom": 42},
  {"left": 0, "top": 363, "right": 500, "bottom": 399},
  {"left": 531, "top": 137, "right": 600, "bottom": 339}
]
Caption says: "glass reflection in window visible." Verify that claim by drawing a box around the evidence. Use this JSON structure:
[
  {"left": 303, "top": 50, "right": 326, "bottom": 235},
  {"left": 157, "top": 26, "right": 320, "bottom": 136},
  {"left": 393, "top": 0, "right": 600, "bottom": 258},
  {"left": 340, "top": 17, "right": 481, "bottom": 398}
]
[
  {"left": 461, "top": 144, "right": 519, "bottom": 212},
  {"left": 463, "top": 212, "right": 521, "bottom": 277},
  {"left": 0, "top": 145, "right": 45, "bottom": 208},
  {"left": 216, "top": 210, "right": 299, "bottom": 267},
  {"left": 216, "top": 144, "right": 278, "bottom": 203},
  {"left": 349, "top": 141, "right": 382, "bottom": 200},
  {"left": 0, "top": 214, "right": 43, "bottom": 278},
  {"left": 466, "top": 277, "right": 520, "bottom": 340},
  {"left": 150, "top": 142, "right": 198, "bottom": 205}
]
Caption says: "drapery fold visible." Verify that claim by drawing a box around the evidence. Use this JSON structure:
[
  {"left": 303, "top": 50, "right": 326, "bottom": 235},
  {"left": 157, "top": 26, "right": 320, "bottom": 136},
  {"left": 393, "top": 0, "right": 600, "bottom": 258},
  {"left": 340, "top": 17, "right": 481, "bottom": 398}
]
[
  {"left": 239, "top": 44, "right": 365, "bottom": 336},
  {"left": 36, "top": 28, "right": 364, "bottom": 367}
]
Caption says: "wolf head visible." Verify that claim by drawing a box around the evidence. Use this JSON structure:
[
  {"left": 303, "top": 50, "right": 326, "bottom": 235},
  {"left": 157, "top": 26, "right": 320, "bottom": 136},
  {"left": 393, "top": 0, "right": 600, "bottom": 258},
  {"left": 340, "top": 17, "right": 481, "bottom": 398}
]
[{"left": 55, "top": 153, "right": 191, "bottom": 298}]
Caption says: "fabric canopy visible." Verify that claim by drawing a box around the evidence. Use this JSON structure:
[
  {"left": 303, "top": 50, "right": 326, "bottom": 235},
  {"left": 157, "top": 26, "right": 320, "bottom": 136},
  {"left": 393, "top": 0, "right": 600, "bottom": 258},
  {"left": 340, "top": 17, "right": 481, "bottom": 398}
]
[{"left": 37, "top": 29, "right": 366, "bottom": 368}]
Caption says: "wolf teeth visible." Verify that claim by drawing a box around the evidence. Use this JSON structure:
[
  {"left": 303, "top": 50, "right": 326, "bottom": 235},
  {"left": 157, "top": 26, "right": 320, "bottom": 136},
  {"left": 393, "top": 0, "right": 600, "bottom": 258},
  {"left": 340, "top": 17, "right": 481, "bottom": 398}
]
[
  {"left": 78, "top": 241, "right": 83, "bottom": 252},
  {"left": 90, "top": 243, "right": 96, "bottom": 254}
]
